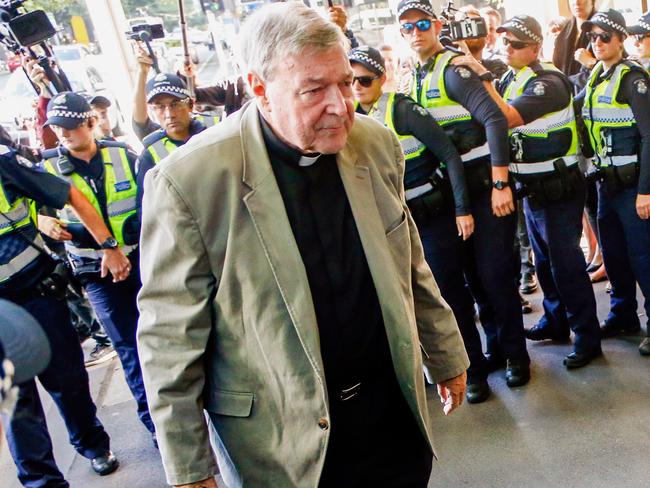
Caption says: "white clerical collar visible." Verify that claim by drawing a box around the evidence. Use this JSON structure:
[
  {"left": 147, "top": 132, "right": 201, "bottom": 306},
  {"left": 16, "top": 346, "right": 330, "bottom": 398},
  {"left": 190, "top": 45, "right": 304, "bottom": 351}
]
[{"left": 298, "top": 154, "right": 321, "bottom": 167}]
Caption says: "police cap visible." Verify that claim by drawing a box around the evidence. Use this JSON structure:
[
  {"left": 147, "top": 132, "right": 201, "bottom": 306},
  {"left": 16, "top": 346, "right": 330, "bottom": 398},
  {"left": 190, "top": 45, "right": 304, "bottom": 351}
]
[
  {"left": 349, "top": 46, "right": 385, "bottom": 77},
  {"left": 44, "top": 92, "right": 94, "bottom": 130},
  {"left": 146, "top": 73, "right": 191, "bottom": 103}
]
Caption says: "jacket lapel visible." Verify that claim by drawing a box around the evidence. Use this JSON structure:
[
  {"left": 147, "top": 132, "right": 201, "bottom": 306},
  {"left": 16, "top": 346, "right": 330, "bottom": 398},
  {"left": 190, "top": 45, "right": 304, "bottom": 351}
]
[{"left": 240, "top": 104, "right": 326, "bottom": 380}]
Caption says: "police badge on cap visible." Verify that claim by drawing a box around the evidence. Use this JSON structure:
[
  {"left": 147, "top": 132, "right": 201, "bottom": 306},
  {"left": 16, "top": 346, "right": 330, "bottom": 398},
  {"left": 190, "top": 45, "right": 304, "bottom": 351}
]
[
  {"left": 44, "top": 92, "right": 94, "bottom": 130},
  {"left": 145, "top": 73, "right": 191, "bottom": 103}
]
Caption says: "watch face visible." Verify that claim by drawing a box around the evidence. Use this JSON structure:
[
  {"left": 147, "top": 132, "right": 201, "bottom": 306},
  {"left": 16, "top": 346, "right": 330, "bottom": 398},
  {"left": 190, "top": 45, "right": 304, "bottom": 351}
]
[{"left": 102, "top": 237, "right": 118, "bottom": 249}]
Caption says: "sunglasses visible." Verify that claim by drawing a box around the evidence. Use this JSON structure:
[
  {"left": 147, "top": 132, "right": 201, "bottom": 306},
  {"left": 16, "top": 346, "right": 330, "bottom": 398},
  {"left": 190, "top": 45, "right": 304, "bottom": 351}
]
[
  {"left": 635, "top": 34, "right": 650, "bottom": 42},
  {"left": 587, "top": 32, "right": 613, "bottom": 44},
  {"left": 352, "top": 75, "right": 380, "bottom": 88},
  {"left": 502, "top": 37, "right": 536, "bottom": 50},
  {"left": 400, "top": 19, "right": 432, "bottom": 35}
]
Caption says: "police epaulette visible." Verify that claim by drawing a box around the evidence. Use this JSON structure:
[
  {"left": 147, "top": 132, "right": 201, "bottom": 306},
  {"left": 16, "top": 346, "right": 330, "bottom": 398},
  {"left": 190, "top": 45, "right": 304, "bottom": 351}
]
[
  {"left": 621, "top": 59, "right": 650, "bottom": 80},
  {"left": 41, "top": 147, "right": 60, "bottom": 160},
  {"left": 98, "top": 139, "right": 128, "bottom": 149},
  {"left": 142, "top": 129, "right": 166, "bottom": 148}
]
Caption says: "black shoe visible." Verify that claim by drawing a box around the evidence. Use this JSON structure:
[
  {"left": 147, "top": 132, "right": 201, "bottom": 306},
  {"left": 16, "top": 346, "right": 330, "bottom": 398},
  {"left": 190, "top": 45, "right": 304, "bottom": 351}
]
[
  {"left": 519, "top": 273, "right": 538, "bottom": 294},
  {"left": 639, "top": 338, "right": 650, "bottom": 356},
  {"left": 520, "top": 295, "right": 533, "bottom": 314},
  {"left": 505, "top": 359, "right": 530, "bottom": 387},
  {"left": 91, "top": 451, "right": 118, "bottom": 476},
  {"left": 466, "top": 378, "right": 490, "bottom": 404},
  {"left": 600, "top": 319, "right": 641, "bottom": 338},
  {"left": 485, "top": 352, "right": 506, "bottom": 373},
  {"left": 563, "top": 348, "right": 602, "bottom": 369},
  {"left": 524, "top": 324, "right": 569, "bottom": 342}
]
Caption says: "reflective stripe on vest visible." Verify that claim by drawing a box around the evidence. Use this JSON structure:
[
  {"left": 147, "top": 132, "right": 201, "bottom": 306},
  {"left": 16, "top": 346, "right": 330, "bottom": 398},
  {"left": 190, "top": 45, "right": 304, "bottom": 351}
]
[
  {"left": 0, "top": 181, "right": 42, "bottom": 282},
  {"left": 502, "top": 63, "right": 579, "bottom": 173},
  {"left": 411, "top": 50, "right": 473, "bottom": 126},
  {"left": 147, "top": 137, "right": 178, "bottom": 165},
  {"left": 44, "top": 146, "right": 137, "bottom": 254},
  {"left": 582, "top": 61, "right": 639, "bottom": 167},
  {"left": 194, "top": 114, "right": 221, "bottom": 128},
  {"left": 366, "top": 93, "right": 427, "bottom": 159}
]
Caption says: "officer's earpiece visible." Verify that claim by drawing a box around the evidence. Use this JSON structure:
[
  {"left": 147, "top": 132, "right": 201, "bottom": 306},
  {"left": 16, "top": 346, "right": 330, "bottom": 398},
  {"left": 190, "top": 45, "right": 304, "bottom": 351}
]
[{"left": 56, "top": 146, "right": 75, "bottom": 176}]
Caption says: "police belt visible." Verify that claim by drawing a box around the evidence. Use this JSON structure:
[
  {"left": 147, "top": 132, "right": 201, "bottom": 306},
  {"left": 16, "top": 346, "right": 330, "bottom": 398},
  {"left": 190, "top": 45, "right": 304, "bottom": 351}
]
[
  {"left": 509, "top": 156, "right": 579, "bottom": 175},
  {"left": 461, "top": 142, "right": 490, "bottom": 163},
  {"left": 405, "top": 182, "right": 434, "bottom": 201},
  {"left": 594, "top": 155, "right": 637, "bottom": 167}
]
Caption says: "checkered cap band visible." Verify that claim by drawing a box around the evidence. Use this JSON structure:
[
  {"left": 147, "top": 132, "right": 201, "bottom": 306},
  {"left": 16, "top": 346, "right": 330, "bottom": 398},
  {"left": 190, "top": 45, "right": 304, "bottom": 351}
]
[
  {"left": 46, "top": 109, "right": 94, "bottom": 120},
  {"left": 637, "top": 20, "right": 650, "bottom": 31},
  {"left": 349, "top": 51, "right": 385, "bottom": 75},
  {"left": 397, "top": 1, "right": 435, "bottom": 19},
  {"left": 507, "top": 18, "right": 543, "bottom": 43},
  {"left": 591, "top": 12, "right": 627, "bottom": 34},
  {"left": 147, "top": 85, "right": 191, "bottom": 99}
]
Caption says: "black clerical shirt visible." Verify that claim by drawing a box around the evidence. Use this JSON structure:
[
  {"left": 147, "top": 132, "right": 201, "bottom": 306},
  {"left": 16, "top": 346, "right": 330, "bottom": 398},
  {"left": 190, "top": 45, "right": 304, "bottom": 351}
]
[{"left": 259, "top": 115, "right": 394, "bottom": 396}]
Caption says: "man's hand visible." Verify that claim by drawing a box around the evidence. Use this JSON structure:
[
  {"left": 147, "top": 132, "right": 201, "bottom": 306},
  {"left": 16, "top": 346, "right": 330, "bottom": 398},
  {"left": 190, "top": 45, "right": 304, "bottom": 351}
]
[
  {"left": 23, "top": 57, "right": 52, "bottom": 98},
  {"left": 135, "top": 43, "right": 154, "bottom": 74},
  {"left": 176, "top": 477, "right": 218, "bottom": 488},
  {"left": 492, "top": 187, "right": 515, "bottom": 217},
  {"left": 328, "top": 6, "right": 348, "bottom": 32},
  {"left": 437, "top": 371, "right": 467, "bottom": 416},
  {"left": 574, "top": 48, "right": 596, "bottom": 69},
  {"left": 100, "top": 248, "right": 131, "bottom": 282},
  {"left": 450, "top": 54, "right": 487, "bottom": 76},
  {"left": 637, "top": 194, "right": 650, "bottom": 219},
  {"left": 455, "top": 214, "right": 474, "bottom": 240},
  {"left": 38, "top": 215, "right": 72, "bottom": 241}
]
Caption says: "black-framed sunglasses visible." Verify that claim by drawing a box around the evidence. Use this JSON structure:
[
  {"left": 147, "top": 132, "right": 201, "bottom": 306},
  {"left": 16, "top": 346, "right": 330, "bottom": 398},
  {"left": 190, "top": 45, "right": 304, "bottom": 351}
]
[
  {"left": 502, "top": 37, "right": 536, "bottom": 50},
  {"left": 587, "top": 32, "right": 613, "bottom": 44},
  {"left": 400, "top": 19, "right": 432, "bottom": 35},
  {"left": 635, "top": 34, "right": 650, "bottom": 42},
  {"left": 352, "top": 75, "right": 380, "bottom": 88}
]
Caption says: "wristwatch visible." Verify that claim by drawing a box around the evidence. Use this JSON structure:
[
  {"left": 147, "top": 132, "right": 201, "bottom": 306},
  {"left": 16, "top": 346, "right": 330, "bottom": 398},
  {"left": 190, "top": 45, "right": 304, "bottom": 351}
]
[
  {"left": 493, "top": 180, "right": 509, "bottom": 190},
  {"left": 100, "top": 237, "right": 119, "bottom": 250},
  {"left": 479, "top": 71, "right": 495, "bottom": 82}
]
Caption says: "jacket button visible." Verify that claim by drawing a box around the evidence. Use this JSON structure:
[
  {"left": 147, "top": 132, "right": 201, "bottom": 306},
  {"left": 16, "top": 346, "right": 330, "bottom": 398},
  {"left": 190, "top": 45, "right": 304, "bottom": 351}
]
[{"left": 318, "top": 418, "right": 329, "bottom": 430}]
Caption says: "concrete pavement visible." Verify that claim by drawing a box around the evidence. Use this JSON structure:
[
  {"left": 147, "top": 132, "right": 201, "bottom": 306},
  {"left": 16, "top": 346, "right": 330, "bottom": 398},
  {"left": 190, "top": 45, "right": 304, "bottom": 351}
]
[{"left": 1, "top": 280, "right": 648, "bottom": 487}]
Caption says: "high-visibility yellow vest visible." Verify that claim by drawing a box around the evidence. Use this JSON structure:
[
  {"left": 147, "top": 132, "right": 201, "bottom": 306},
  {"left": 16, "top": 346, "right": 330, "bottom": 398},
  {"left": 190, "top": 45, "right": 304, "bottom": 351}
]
[
  {"left": 501, "top": 62, "right": 579, "bottom": 175},
  {"left": 582, "top": 60, "right": 644, "bottom": 168},
  {"left": 44, "top": 145, "right": 137, "bottom": 261}
]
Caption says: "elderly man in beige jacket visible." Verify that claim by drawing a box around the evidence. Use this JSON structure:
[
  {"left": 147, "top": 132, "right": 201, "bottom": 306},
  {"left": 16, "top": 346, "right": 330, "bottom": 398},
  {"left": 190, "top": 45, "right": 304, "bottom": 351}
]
[{"left": 137, "top": 3, "right": 469, "bottom": 488}]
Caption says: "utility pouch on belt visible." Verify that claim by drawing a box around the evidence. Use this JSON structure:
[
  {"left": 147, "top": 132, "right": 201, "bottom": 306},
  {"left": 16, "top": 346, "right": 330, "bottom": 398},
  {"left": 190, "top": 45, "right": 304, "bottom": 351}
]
[
  {"left": 407, "top": 173, "right": 448, "bottom": 224},
  {"left": 520, "top": 159, "right": 581, "bottom": 207}
]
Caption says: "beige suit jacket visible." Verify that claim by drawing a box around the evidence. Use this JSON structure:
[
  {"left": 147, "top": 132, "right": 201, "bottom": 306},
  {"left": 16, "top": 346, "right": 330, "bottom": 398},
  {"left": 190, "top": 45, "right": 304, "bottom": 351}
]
[{"left": 137, "top": 101, "right": 469, "bottom": 487}]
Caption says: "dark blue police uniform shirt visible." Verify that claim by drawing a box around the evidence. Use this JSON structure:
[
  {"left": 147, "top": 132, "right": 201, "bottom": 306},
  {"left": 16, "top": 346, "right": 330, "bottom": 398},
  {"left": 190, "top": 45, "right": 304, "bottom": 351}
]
[{"left": 0, "top": 147, "right": 70, "bottom": 294}]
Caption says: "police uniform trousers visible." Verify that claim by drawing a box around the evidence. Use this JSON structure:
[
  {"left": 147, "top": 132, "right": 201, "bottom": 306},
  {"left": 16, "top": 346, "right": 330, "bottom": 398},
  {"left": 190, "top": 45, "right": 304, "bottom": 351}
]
[
  {"left": 414, "top": 188, "right": 488, "bottom": 381},
  {"left": 82, "top": 259, "right": 154, "bottom": 434},
  {"left": 1, "top": 292, "right": 110, "bottom": 488},
  {"left": 597, "top": 181, "right": 650, "bottom": 333},
  {"left": 523, "top": 178, "right": 601, "bottom": 352},
  {"left": 462, "top": 159, "right": 529, "bottom": 363}
]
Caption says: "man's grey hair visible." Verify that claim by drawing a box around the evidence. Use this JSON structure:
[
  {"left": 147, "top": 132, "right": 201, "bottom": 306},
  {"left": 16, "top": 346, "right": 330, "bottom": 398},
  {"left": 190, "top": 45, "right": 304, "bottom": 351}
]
[{"left": 238, "top": 2, "right": 348, "bottom": 81}]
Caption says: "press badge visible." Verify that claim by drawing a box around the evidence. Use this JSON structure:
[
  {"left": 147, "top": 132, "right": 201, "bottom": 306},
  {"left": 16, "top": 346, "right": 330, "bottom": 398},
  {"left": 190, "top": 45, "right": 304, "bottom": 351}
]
[
  {"left": 114, "top": 181, "right": 131, "bottom": 192},
  {"left": 426, "top": 88, "right": 441, "bottom": 99}
]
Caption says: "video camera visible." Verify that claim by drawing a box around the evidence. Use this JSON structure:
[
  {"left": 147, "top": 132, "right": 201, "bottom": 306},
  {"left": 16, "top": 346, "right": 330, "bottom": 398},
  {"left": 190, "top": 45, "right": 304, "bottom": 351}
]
[
  {"left": 125, "top": 23, "right": 165, "bottom": 74},
  {"left": 0, "top": 0, "right": 72, "bottom": 94},
  {"left": 439, "top": 1, "right": 487, "bottom": 43}
]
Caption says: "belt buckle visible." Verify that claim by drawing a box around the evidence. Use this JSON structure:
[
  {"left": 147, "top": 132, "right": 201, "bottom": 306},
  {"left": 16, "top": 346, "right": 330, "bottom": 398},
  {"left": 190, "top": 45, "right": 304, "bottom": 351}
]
[{"left": 339, "top": 382, "right": 361, "bottom": 402}]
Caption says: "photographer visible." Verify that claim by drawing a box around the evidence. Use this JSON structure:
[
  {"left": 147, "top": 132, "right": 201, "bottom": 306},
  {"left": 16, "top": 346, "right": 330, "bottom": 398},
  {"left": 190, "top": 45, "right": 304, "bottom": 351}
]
[
  {"left": 0, "top": 140, "right": 129, "bottom": 484},
  {"left": 37, "top": 92, "right": 157, "bottom": 444}
]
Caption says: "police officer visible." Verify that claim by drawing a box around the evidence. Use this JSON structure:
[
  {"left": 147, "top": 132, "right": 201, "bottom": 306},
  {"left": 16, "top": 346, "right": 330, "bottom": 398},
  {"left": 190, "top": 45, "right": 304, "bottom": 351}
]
[
  {"left": 579, "top": 10, "right": 650, "bottom": 357},
  {"left": 397, "top": 0, "right": 531, "bottom": 387},
  {"left": 135, "top": 74, "right": 215, "bottom": 212},
  {"left": 349, "top": 47, "right": 490, "bottom": 402},
  {"left": 39, "top": 92, "right": 158, "bottom": 440},
  {"left": 629, "top": 12, "right": 650, "bottom": 70},
  {"left": 1, "top": 143, "right": 131, "bottom": 484},
  {"left": 455, "top": 15, "right": 603, "bottom": 368}
]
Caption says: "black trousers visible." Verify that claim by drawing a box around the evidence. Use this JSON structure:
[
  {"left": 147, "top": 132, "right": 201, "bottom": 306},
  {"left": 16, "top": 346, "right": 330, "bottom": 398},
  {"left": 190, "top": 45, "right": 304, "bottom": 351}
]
[{"left": 319, "top": 371, "right": 433, "bottom": 487}]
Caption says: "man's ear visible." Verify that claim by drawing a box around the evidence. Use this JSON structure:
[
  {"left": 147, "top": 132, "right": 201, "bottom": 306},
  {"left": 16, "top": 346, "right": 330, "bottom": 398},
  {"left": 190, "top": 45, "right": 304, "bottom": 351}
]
[
  {"left": 433, "top": 18, "right": 443, "bottom": 36},
  {"left": 247, "top": 72, "right": 267, "bottom": 99},
  {"left": 379, "top": 74, "right": 388, "bottom": 87}
]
